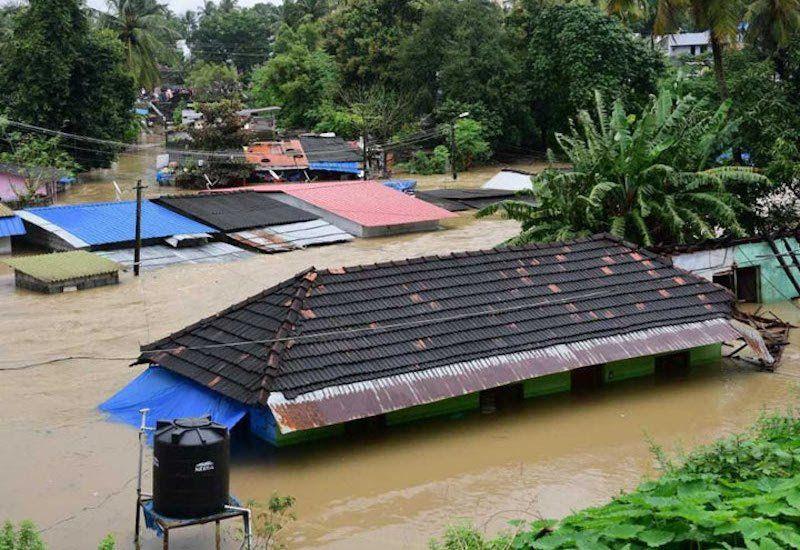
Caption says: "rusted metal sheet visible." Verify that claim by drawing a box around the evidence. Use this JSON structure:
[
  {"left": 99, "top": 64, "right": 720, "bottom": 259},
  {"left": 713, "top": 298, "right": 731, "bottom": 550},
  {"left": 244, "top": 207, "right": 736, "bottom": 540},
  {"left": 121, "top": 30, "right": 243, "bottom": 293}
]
[
  {"left": 228, "top": 220, "right": 353, "bottom": 253},
  {"left": 268, "top": 318, "right": 767, "bottom": 433}
]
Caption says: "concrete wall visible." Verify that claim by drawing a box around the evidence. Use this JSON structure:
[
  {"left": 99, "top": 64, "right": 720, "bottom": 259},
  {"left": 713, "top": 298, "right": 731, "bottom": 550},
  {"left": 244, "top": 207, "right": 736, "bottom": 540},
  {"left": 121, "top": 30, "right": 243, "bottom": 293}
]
[
  {"left": 14, "top": 271, "right": 119, "bottom": 293},
  {"left": 735, "top": 239, "right": 800, "bottom": 303}
]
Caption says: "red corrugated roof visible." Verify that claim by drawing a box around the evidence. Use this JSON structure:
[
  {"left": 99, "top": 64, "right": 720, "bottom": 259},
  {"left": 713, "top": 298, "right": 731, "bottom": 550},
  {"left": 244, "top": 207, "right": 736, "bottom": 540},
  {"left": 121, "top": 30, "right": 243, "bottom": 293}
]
[
  {"left": 245, "top": 140, "right": 308, "bottom": 170},
  {"left": 216, "top": 180, "right": 457, "bottom": 227}
]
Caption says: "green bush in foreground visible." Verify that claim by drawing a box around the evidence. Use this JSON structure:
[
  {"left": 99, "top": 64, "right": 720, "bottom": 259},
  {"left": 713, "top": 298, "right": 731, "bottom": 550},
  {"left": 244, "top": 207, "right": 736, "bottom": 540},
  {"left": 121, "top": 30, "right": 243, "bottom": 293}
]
[{"left": 432, "top": 410, "right": 800, "bottom": 549}]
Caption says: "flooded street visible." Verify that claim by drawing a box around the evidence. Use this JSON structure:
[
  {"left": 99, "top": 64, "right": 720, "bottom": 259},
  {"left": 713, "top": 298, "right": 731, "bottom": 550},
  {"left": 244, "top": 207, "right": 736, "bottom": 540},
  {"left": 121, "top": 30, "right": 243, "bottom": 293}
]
[{"left": 2, "top": 152, "right": 800, "bottom": 549}]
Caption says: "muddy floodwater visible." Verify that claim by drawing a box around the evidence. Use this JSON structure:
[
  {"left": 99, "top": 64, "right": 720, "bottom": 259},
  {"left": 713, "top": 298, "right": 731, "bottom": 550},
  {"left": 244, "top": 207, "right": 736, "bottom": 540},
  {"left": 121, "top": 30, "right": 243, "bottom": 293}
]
[{"left": 2, "top": 151, "right": 800, "bottom": 548}]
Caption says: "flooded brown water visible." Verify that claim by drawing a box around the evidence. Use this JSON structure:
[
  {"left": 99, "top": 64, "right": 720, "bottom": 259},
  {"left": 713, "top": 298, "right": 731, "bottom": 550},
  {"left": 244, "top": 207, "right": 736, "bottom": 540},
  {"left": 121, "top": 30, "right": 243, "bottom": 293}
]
[{"left": 2, "top": 153, "right": 800, "bottom": 549}]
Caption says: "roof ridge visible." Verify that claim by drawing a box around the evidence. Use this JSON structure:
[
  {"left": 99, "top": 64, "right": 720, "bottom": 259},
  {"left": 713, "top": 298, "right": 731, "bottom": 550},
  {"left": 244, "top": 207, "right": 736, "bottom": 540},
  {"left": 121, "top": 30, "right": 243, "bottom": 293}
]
[
  {"left": 316, "top": 233, "right": 618, "bottom": 276},
  {"left": 256, "top": 267, "right": 319, "bottom": 404},
  {"left": 138, "top": 267, "right": 316, "bottom": 356}
]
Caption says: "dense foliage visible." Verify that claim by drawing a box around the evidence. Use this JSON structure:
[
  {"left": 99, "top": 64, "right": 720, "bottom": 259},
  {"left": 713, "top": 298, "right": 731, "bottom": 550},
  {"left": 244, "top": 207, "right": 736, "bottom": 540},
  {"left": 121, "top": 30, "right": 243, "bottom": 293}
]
[
  {"left": 481, "top": 89, "right": 766, "bottom": 246},
  {"left": 0, "top": 0, "right": 136, "bottom": 168},
  {"left": 432, "top": 410, "right": 800, "bottom": 549}
]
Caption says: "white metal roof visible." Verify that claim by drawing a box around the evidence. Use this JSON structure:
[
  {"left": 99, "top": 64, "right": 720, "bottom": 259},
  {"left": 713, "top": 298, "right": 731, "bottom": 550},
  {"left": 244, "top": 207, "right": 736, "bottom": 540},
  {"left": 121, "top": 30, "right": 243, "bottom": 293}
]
[{"left": 481, "top": 169, "right": 534, "bottom": 191}]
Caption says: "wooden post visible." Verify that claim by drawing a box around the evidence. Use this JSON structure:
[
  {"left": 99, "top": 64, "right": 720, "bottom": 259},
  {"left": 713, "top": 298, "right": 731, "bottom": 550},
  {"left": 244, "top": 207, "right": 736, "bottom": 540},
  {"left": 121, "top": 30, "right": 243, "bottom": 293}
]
[
  {"left": 133, "top": 180, "right": 147, "bottom": 277},
  {"left": 767, "top": 237, "right": 800, "bottom": 296},
  {"left": 215, "top": 520, "right": 221, "bottom": 550}
]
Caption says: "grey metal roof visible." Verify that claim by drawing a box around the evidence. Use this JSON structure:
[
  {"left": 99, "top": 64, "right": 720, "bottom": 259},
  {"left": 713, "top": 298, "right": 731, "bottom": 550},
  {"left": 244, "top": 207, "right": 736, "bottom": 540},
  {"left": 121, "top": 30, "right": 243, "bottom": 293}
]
[
  {"left": 227, "top": 219, "right": 353, "bottom": 253},
  {"left": 96, "top": 242, "right": 254, "bottom": 271}
]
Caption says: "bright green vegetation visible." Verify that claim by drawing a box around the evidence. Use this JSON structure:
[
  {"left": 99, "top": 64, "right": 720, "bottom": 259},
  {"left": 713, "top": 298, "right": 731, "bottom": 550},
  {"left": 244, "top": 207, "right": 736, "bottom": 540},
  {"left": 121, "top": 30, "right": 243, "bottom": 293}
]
[
  {"left": 431, "top": 409, "right": 800, "bottom": 549},
  {"left": 480, "top": 89, "right": 767, "bottom": 246}
]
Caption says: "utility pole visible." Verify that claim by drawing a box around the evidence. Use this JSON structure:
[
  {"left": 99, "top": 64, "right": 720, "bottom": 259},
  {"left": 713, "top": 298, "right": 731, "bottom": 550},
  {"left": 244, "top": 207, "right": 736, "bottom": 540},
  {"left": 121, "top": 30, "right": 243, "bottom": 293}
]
[
  {"left": 450, "top": 111, "right": 470, "bottom": 182},
  {"left": 133, "top": 180, "right": 147, "bottom": 277},
  {"left": 362, "top": 129, "right": 368, "bottom": 181}
]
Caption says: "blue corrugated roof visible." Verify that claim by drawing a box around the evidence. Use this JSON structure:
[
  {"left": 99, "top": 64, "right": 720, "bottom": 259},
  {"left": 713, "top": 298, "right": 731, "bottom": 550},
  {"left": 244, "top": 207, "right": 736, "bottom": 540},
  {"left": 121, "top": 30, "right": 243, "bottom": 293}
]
[
  {"left": 308, "top": 161, "right": 361, "bottom": 174},
  {"left": 0, "top": 215, "right": 25, "bottom": 238},
  {"left": 24, "top": 201, "right": 215, "bottom": 246}
]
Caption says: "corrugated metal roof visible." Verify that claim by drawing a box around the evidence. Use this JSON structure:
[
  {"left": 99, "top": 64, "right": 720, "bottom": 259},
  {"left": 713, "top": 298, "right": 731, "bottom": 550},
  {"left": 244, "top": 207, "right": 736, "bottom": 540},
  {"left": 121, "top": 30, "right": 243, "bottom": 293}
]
[
  {"left": 299, "top": 135, "right": 362, "bottom": 163},
  {"left": 416, "top": 188, "right": 537, "bottom": 211},
  {"left": 0, "top": 215, "right": 26, "bottom": 238},
  {"left": 96, "top": 242, "right": 254, "bottom": 271},
  {"left": 4, "top": 250, "right": 120, "bottom": 282},
  {"left": 234, "top": 181, "right": 457, "bottom": 227},
  {"left": 138, "top": 234, "right": 758, "bottom": 424},
  {"left": 154, "top": 192, "right": 316, "bottom": 231},
  {"left": 227, "top": 219, "right": 353, "bottom": 252},
  {"left": 268, "top": 318, "right": 759, "bottom": 432},
  {"left": 23, "top": 201, "right": 216, "bottom": 247},
  {"left": 481, "top": 169, "right": 534, "bottom": 191},
  {"left": 245, "top": 141, "right": 308, "bottom": 170}
]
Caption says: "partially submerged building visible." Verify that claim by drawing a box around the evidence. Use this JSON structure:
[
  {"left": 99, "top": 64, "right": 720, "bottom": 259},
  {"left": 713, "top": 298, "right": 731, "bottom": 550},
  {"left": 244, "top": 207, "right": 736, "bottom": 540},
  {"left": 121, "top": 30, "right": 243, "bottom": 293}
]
[
  {"left": 481, "top": 169, "right": 534, "bottom": 192},
  {"left": 236, "top": 180, "right": 457, "bottom": 237},
  {"left": 5, "top": 250, "right": 121, "bottom": 293},
  {"left": 416, "top": 188, "right": 537, "bottom": 212},
  {"left": 651, "top": 233, "right": 800, "bottom": 303},
  {"left": 16, "top": 200, "right": 216, "bottom": 251},
  {"left": 0, "top": 204, "right": 25, "bottom": 254},
  {"left": 101, "top": 234, "right": 769, "bottom": 446},
  {"left": 154, "top": 191, "right": 353, "bottom": 253},
  {"left": 299, "top": 134, "right": 363, "bottom": 178},
  {"left": 0, "top": 163, "right": 69, "bottom": 208},
  {"left": 244, "top": 140, "right": 309, "bottom": 181}
]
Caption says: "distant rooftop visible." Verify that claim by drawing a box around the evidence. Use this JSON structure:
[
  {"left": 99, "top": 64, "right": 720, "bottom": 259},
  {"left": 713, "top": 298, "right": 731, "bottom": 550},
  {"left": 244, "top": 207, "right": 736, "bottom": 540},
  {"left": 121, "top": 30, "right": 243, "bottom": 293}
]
[{"left": 5, "top": 250, "right": 120, "bottom": 282}]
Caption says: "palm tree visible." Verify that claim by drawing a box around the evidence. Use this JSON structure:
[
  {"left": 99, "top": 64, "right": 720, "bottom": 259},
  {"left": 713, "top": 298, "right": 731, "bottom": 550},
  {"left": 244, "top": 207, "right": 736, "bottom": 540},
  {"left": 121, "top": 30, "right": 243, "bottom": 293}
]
[
  {"left": 746, "top": 0, "right": 800, "bottom": 76},
  {"left": 101, "top": 0, "right": 179, "bottom": 90},
  {"left": 479, "top": 90, "right": 766, "bottom": 246},
  {"left": 603, "top": 0, "right": 644, "bottom": 25},
  {"left": 654, "top": 0, "right": 741, "bottom": 99}
]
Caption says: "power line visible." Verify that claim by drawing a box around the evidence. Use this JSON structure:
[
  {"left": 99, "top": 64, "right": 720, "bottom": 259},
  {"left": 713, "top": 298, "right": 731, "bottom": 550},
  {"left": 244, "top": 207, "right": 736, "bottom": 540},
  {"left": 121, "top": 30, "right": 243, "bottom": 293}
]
[{"left": 0, "top": 289, "right": 608, "bottom": 370}]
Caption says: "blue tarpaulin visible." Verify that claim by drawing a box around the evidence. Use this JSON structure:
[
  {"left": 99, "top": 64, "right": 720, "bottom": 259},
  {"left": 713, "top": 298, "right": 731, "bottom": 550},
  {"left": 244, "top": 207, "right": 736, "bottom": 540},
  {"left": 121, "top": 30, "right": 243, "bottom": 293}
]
[
  {"left": 99, "top": 367, "right": 247, "bottom": 436},
  {"left": 308, "top": 161, "right": 361, "bottom": 174},
  {"left": 382, "top": 179, "right": 417, "bottom": 194}
]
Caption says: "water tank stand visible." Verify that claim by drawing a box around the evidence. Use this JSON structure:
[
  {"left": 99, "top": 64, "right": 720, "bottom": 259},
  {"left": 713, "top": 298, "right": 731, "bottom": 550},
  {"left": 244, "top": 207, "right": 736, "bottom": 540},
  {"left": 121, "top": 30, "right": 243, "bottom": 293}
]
[{"left": 134, "top": 496, "right": 252, "bottom": 550}]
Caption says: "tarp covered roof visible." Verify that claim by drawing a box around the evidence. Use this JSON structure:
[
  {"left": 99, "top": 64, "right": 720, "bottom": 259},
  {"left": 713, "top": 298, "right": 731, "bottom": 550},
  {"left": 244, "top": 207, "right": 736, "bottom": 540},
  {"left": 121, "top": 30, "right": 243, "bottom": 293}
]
[
  {"left": 233, "top": 180, "right": 457, "bottom": 227},
  {"left": 154, "top": 191, "right": 317, "bottom": 232},
  {"left": 137, "top": 234, "right": 767, "bottom": 433},
  {"left": 100, "top": 366, "right": 247, "bottom": 435},
  {"left": 22, "top": 201, "right": 216, "bottom": 247},
  {"left": 4, "top": 250, "right": 120, "bottom": 282}
]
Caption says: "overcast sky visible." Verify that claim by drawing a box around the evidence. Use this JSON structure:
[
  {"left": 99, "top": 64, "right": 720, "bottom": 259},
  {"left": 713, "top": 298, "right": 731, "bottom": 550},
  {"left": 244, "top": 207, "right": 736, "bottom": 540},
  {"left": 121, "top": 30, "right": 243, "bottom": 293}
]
[{"left": 84, "top": 0, "right": 276, "bottom": 15}]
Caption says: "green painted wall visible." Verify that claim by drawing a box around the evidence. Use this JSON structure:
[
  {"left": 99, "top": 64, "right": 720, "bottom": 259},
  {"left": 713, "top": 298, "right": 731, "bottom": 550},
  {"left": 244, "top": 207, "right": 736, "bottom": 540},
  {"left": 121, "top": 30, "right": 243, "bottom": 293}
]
[
  {"left": 274, "top": 423, "right": 345, "bottom": 447},
  {"left": 689, "top": 343, "right": 722, "bottom": 366},
  {"left": 523, "top": 371, "right": 571, "bottom": 398},
  {"left": 257, "top": 343, "right": 724, "bottom": 447},
  {"left": 735, "top": 239, "right": 800, "bottom": 303},
  {"left": 386, "top": 393, "right": 479, "bottom": 426},
  {"left": 602, "top": 356, "right": 655, "bottom": 383}
]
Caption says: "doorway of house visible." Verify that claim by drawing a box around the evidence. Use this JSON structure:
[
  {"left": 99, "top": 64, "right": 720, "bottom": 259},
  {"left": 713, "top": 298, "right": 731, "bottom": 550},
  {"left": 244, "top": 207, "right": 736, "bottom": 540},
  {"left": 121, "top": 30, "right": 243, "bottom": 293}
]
[
  {"left": 713, "top": 266, "right": 760, "bottom": 302},
  {"left": 570, "top": 364, "right": 603, "bottom": 392},
  {"left": 480, "top": 382, "right": 524, "bottom": 413},
  {"left": 655, "top": 351, "right": 690, "bottom": 380}
]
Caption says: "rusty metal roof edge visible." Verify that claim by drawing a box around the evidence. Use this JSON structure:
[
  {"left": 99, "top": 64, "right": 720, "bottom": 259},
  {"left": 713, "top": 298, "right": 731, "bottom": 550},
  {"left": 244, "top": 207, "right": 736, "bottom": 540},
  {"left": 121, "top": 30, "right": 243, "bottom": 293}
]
[{"left": 267, "top": 318, "right": 765, "bottom": 433}]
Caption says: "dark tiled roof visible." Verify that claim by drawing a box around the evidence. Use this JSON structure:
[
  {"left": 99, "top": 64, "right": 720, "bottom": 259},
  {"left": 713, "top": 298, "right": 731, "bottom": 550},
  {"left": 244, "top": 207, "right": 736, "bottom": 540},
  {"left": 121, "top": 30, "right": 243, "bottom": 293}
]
[
  {"left": 299, "top": 135, "right": 362, "bottom": 163},
  {"left": 139, "top": 234, "right": 733, "bottom": 404},
  {"left": 416, "top": 188, "right": 538, "bottom": 211},
  {"left": 153, "top": 191, "right": 317, "bottom": 232}
]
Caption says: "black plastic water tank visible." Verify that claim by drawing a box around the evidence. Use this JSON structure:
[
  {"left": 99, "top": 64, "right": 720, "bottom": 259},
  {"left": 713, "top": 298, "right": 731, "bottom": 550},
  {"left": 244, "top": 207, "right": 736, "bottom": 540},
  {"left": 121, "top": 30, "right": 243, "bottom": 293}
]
[{"left": 152, "top": 416, "right": 229, "bottom": 518}]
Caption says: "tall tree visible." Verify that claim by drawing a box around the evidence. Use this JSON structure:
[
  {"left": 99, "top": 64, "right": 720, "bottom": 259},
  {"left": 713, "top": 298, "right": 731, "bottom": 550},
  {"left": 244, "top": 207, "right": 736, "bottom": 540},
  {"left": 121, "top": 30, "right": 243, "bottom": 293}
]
[
  {"left": 0, "top": 0, "right": 136, "bottom": 168},
  {"left": 190, "top": 3, "right": 280, "bottom": 73},
  {"left": 514, "top": 3, "right": 663, "bottom": 147},
  {"left": 746, "top": 0, "right": 800, "bottom": 78},
  {"left": 654, "top": 0, "right": 741, "bottom": 98},
  {"left": 100, "top": 0, "right": 178, "bottom": 89}
]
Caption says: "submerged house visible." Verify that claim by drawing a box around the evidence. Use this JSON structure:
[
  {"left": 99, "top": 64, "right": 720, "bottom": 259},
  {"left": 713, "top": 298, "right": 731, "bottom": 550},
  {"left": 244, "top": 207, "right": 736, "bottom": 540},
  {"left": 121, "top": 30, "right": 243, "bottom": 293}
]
[
  {"left": 154, "top": 191, "right": 353, "bottom": 253},
  {"left": 0, "top": 204, "right": 25, "bottom": 254},
  {"left": 650, "top": 233, "right": 800, "bottom": 303},
  {"left": 102, "top": 234, "right": 769, "bottom": 446},
  {"left": 236, "top": 180, "right": 457, "bottom": 237},
  {"left": 416, "top": 188, "right": 537, "bottom": 212},
  {"left": 481, "top": 169, "right": 534, "bottom": 192},
  {"left": 14, "top": 200, "right": 253, "bottom": 270},
  {"left": 0, "top": 163, "right": 67, "bottom": 208},
  {"left": 299, "top": 134, "right": 363, "bottom": 178}
]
